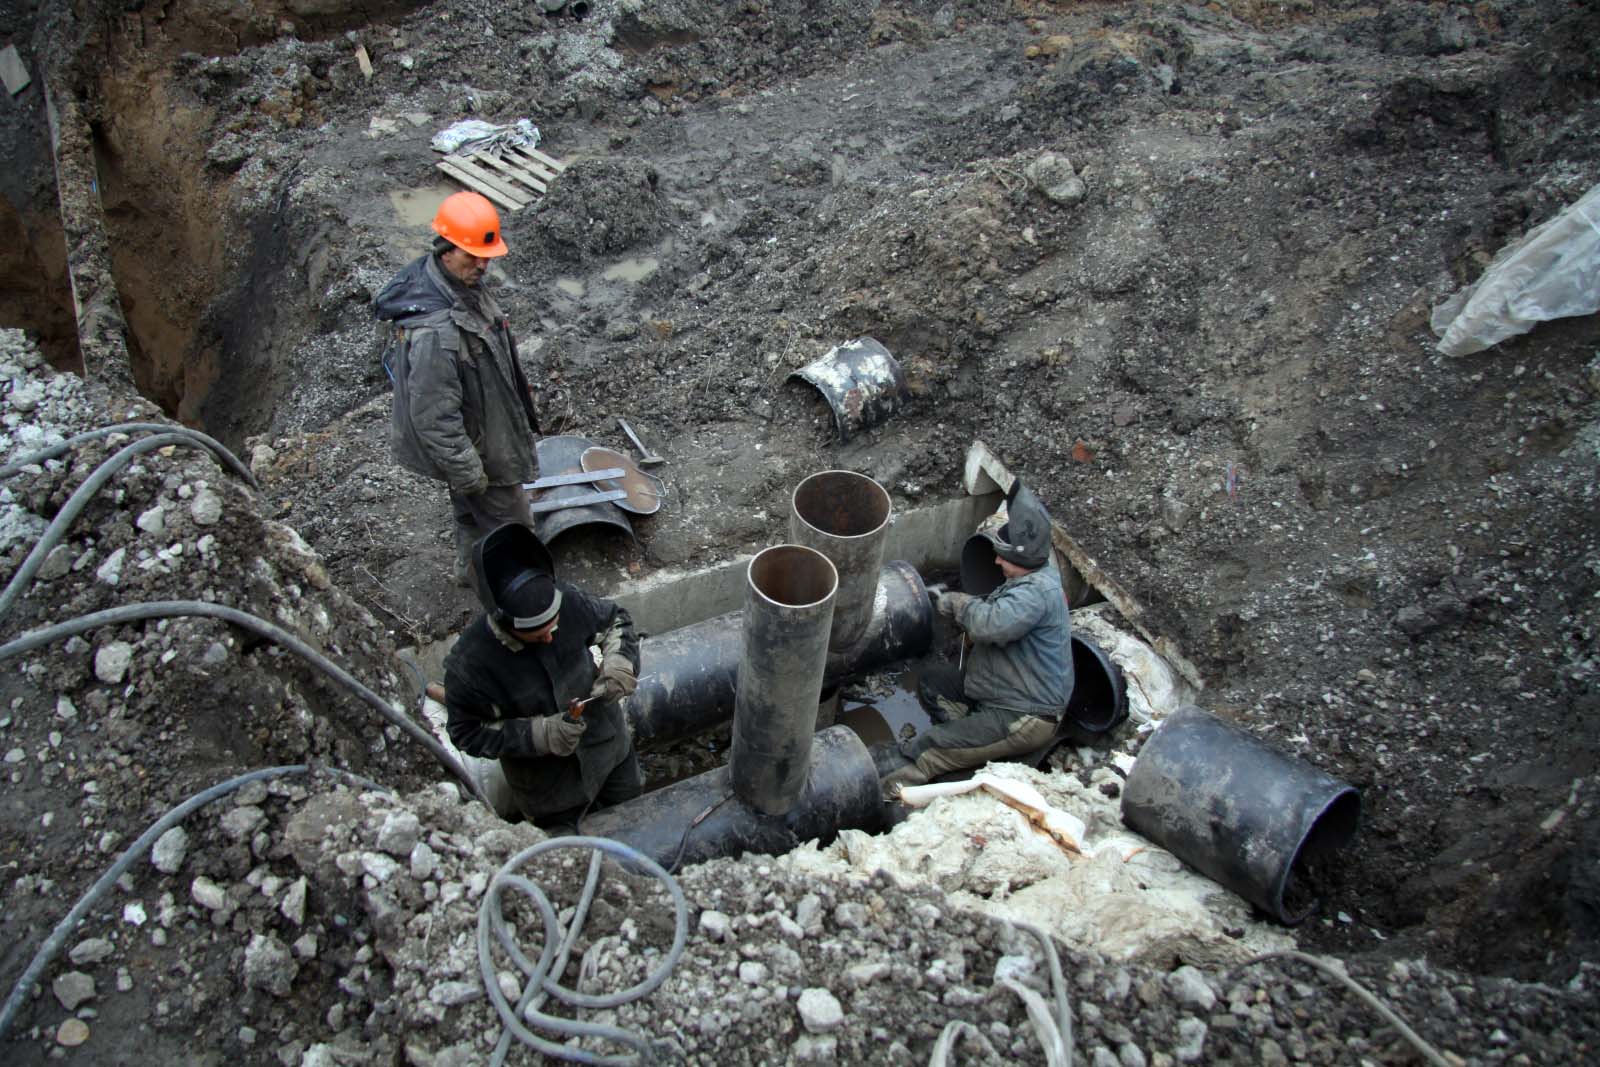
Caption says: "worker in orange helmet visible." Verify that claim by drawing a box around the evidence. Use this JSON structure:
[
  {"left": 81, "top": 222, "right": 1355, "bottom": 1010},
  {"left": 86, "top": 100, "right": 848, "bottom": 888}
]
[{"left": 374, "top": 191, "right": 542, "bottom": 586}]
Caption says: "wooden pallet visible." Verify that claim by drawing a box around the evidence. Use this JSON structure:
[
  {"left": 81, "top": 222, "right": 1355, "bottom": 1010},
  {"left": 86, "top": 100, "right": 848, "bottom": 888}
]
[{"left": 436, "top": 145, "right": 568, "bottom": 212}]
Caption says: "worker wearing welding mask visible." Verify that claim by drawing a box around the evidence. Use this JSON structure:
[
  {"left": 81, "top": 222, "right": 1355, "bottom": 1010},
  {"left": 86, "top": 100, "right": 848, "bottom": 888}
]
[
  {"left": 883, "top": 481, "right": 1073, "bottom": 791},
  {"left": 443, "top": 523, "right": 641, "bottom": 831}
]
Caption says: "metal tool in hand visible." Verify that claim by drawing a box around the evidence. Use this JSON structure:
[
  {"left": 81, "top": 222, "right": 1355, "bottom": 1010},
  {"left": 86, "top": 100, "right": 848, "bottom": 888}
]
[
  {"left": 565, "top": 695, "right": 597, "bottom": 722},
  {"left": 615, "top": 416, "right": 666, "bottom": 467}
]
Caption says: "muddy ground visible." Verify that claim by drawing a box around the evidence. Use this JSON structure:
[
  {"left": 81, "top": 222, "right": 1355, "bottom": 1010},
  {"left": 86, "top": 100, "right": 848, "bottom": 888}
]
[{"left": 2, "top": 0, "right": 1599, "bottom": 1063}]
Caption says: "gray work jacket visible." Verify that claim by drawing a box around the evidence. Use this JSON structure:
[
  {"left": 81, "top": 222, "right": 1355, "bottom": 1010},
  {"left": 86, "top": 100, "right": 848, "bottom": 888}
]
[
  {"left": 375, "top": 253, "right": 539, "bottom": 493},
  {"left": 953, "top": 563, "right": 1073, "bottom": 716}
]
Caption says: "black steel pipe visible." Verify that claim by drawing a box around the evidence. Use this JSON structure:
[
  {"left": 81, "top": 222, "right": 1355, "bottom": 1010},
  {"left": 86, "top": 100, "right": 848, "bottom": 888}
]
[
  {"left": 729, "top": 545, "right": 837, "bottom": 814},
  {"left": 789, "top": 470, "right": 891, "bottom": 652},
  {"left": 1120, "top": 705, "right": 1361, "bottom": 924},
  {"left": 1065, "top": 634, "right": 1128, "bottom": 735},
  {"left": 582, "top": 726, "right": 884, "bottom": 869},
  {"left": 627, "top": 561, "right": 933, "bottom": 748}
]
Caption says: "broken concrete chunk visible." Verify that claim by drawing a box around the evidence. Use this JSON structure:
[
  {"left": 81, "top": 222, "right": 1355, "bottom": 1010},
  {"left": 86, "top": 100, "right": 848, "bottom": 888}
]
[
  {"left": 191, "top": 876, "right": 228, "bottom": 911},
  {"left": 151, "top": 826, "right": 189, "bottom": 874},
  {"left": 1025, "top": 151, "right": 1086, "bottom": 205},
  {"left": 795, "top": 988, "right": 844, "bottom": 1033},
  {"left": 52, "top": 971, "right": 95, "bottom": 1011},
  {"left": 281, "top": 876, "right": 308, "bottom": 926},
  {"left": 242, "top": 933, "right": 298, "bottom": 997},
  {"left": 136, "top": 505, "right": 167, "bottom": 535},
  {"left": 377, "top": 810, "right": 422, "bottom": 857},
  {"left": 68, "top": 937, "right": 115, "bottom": 966},
  {"left": 94, "top": 641, "right": 134, "bottom": 684},
  {"left": 190, "top": 487, "right": 223, "bottom": 526}
]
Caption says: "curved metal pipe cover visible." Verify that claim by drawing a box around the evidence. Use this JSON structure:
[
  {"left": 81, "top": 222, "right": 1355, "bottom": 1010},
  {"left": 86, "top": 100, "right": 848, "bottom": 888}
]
[
  {"left": 1120, "top": 705, "right": 1361, "bottom": 924},
  {"left": 532, "top": 435, "right": 635, "bottom": 544},
  {"left": 787, "top": 337, "right": 910, "bottom": 443}
]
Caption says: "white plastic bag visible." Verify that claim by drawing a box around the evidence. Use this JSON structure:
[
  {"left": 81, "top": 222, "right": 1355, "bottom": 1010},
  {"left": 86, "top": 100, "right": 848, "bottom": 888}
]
[
  {"left": 430, "top": 117, "right": 541, "bottom": 157},
  {"left": 1432, "top": 182, "right": 1600, "bottom": 356}
]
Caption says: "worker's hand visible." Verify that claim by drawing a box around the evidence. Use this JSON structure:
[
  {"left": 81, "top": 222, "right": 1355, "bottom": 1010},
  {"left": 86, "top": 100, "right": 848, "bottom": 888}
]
[
  {"left": 937, "top": 591, "right": 973, "bottom": 618},
  {"left": 461, "top": 471, "right": 490, "bottom": 496},
  {"left": 590, "top": 653, "right": 637, "bottom": 701},
  {"left": 531, "top": 713, "right": 586, "bottom": 757}
]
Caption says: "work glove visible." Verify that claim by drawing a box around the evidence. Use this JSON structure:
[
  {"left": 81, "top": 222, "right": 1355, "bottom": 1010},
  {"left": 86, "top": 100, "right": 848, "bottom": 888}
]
[
  {"left": 936, "top": 591, "right": 973, "bottom": 618},
  {"left": 461, "top": 470, "right": 490, "bottom": 496},
  {"left": 530, "top": 713, "right": 586, "bottom": 757},
  {"left": 590, "top": 653, "right": 637, "bottom": 702}
]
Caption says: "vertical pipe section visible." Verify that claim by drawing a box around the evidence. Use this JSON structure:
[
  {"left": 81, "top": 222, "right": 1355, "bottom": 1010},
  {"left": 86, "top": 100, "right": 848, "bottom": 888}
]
[
  {"left": 789, "top": 470, "right": 892, "bottom": 651},
  {"left": 729, "top": 545, "right": 837, "bottom": 815},
  {"left": 627, "top": 561, "right": 932, "bottom": 748}
]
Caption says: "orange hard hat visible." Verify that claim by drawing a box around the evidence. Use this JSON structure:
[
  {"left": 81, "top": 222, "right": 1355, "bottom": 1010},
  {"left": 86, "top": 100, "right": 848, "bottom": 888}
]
[{"left": 432, "top": 191, "right": 509, "bottom": 258}]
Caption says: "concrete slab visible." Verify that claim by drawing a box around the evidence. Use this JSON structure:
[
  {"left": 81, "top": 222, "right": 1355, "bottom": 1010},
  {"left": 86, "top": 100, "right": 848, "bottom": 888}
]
[{"left": 0, "top": 45, "right": 29, "bottom": 97}]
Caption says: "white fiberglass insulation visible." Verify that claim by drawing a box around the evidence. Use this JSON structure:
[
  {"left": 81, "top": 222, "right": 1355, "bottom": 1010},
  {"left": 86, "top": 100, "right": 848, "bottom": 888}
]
[{"left": 782, "top": 608, "right": 1294, "bottom": 967}]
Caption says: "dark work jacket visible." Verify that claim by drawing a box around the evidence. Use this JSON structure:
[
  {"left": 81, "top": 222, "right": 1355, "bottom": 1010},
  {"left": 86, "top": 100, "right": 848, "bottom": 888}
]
[
  {"left": 442, "top": 581, "right": 639, "bottom": 818},
  {"left": 375, "top": 253, "right": 540, "bottom": 493}
]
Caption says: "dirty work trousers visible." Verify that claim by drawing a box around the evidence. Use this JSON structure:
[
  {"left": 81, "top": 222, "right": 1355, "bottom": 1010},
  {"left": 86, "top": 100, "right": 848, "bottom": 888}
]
[
  {"left": 882, "top": 663, "right": 1060, "bottom": 790},
  {"left": 525, "top": 748, "right": 643, "bottom": 835},
  {"left": 448, "top": 484, "right": 535, "bottom": 583}
]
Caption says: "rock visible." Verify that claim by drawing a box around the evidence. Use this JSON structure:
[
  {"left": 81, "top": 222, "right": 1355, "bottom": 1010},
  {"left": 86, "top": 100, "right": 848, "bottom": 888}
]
[
  {"left": 95, "top": 548, "right": 126, "bottom": 587},
  {"left": 1166, "top": 966, "right": 1216, "bottom": 1011},
  {"left": 220, "top": 806, "right": 264, "bottom": 841},
  {"left": 698, "top": 909, "right": 732, "bottom": 942},
  {"left": 37, "top": 544, "right": 73, "bottom": 581},
  {"left": 242, "top": 933, "right": 298, "bottom": 997},
  {"left": 190, "top": 488, "right": 223, "bottom": 526},
  {"left": 1258, "top": 1037, "right": 1288, "bottom": 1067},
  {"left": 1173, "top": 1018, "right": 1207, "bottom": 1063},
  {"left": 833, "top": 902, "right": 868, "bottom": 931},
  {"left": 94, "top": 641, "right": 134, "bottom": 684},
  {"left": 151, "top": 826, "right": 189, "bottom": 874},
  {"left": 795, "top": 893, "right": 823, "bottom": 934},
  {"left": 793, "top": 1034, "right": 837, "bottom": 1063},
  {"left": 1160, "top": 497, "right": 1191, "bottom": 533},
  {"left": 738, "top": 961, "right": 770, "bottom": 985},
  {"left": 361, "top": 851, "right": 400, "bottom": 882},
  {"left": 191, "top": 876, "right": 228, "bottom": 911},
  {"left": 292, "top": 933, "right": 318, "bottom": 960},
  {"left": 55, "top": 695, "right": 78, "bottom": 720},
  {"left": 52, "top": 971, "right": 96, "bottom": 1010},
  {"left": 281, "top": 877, "right": 308, "bottom": 926},
  {"left": 1119, "top": 1043, "right": 1149, "bottom": 1067},
  {"left": 136, "top": 506, "right": 167, "bottom": 535},
  {"left": 1093, "top": 1049, "right": 1122, "bottom": 1067},
  {"left": 69, "top": 937, "right": 115, "bottom": 966},
  {"left": 796, "top": 988, "right": 844, "bottom": 1033},
  {"left": 429, "top": 980, "right": 481, "bottom": 1006},
  {"left": 1394, "top": 605, "right": 1436, "bottom": 637},
  {"left": 845, "top": 962, "right": 890, "bottom": 988},
  {"left": 56, "top": 1018, "right": 90, "bottom": 1047},
  {"left": 410, "top": 841, "right": 438, "bottom": 881},
  {"left": 1025, "top": 151, "right": 1086, "bottom": 205},
  {"left": 3, "top": 748, "right": 22, "bottom": 764},
  {"left": 378, "top": 810, "right": 422, "bottom": 856}
]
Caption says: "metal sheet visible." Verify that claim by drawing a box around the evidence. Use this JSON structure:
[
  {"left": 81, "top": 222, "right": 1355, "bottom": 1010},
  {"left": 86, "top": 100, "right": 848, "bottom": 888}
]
[
  {"left": 529, "top": 435, "right": 635, "bottom": 544},
  {"left": 579, "top": 446, "right": 665, "bottom": 515}
]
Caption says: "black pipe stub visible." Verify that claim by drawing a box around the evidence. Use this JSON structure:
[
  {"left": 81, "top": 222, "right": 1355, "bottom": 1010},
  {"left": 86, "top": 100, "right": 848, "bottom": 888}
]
[
  {"left": 1120, "top": 705, "right": 1361, "bottom": 924},
  {"left": 1064, "top": 634, "right": 1127, "bottom": 734}
]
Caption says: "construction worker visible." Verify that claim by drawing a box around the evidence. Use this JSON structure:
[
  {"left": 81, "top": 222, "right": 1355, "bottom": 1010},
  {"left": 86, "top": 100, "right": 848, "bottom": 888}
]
[
  {"left": 883, "top": 481, "right": 1074, "bottom": 791},
  {"left": 443, "top": 523, "right": 642, "bottom": 831},
  {"left": 375, "top": 191, "right": 540, "bottom": 586}
]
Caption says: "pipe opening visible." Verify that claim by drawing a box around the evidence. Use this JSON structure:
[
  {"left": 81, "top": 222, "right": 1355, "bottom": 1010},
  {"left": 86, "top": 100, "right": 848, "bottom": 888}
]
[
  {"left": 748, "top": 545, "right": 837, "bottom": 608},
  {"left": 792, "top": 470, "right": 892, "bottom": 540},
  {"left": 1277, "top": 789, "right": 1363, "bottom": 923}
]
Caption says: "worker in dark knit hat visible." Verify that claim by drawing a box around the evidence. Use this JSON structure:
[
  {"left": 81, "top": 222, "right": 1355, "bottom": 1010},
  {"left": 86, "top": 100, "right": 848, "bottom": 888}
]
[{"left": 442, "top": 523, "right": 641, "bottom": 831}]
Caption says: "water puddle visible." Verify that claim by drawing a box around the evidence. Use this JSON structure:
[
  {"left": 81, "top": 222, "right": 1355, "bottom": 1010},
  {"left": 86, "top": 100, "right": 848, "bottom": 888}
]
[
  {"left": 603, "top": 256, "right": 660, "bottom": 283},
  {"left": 836, "top": 669, "right": 930, "bottom": 748},
  {"left": 554, "top": 278, "right": 586, "bottom": 298},
  {"left": 388, "top": 185, "right": 457, "bottom": 227}
]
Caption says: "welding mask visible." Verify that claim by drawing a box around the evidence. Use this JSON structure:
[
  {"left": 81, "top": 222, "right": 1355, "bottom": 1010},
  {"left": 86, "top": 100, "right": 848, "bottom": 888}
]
[
  {"left": 983, "top": 480, "right": 1052, "bottom": 570},
  {"left": 472, "top": 524, "right": 562, "bottom": 631}
]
